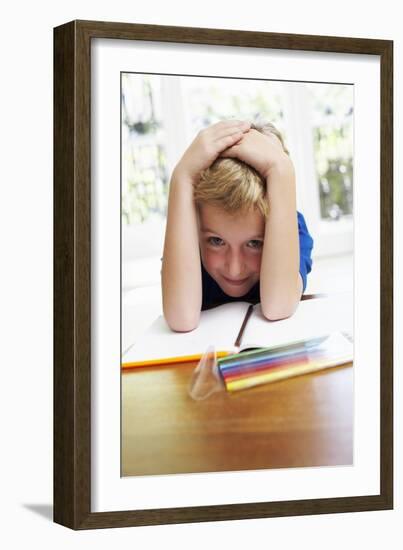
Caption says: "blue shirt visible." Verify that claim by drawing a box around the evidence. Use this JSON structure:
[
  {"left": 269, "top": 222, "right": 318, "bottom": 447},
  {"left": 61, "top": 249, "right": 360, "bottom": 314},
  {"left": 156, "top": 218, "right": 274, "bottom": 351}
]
[{"left": 201, "top": 211, "right": 314, "bottom": 310}]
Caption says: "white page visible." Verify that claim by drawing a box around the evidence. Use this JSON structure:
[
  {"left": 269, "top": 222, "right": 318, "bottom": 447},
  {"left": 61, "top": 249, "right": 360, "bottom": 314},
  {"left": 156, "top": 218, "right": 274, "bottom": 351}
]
[
  {"left": 123, "top": 292, "right": 354, "bottom": 365},
  {"left": 122, "top": 301, "right": 249, "bottom": 365},
  {"left": 242, "top": 291, "right": 353, "bottom": 350}
]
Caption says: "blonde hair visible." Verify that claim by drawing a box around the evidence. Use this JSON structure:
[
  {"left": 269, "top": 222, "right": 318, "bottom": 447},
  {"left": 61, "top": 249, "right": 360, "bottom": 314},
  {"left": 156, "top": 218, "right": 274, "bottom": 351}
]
[{"left": 193, "top": 121, "right": 289, "bottom": 219}]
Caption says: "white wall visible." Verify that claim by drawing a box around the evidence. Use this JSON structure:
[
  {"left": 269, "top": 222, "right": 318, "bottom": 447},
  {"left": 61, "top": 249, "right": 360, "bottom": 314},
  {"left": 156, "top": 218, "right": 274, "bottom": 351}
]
[{"left": 1, "top": 1, "right": 400, "bottom": 548}]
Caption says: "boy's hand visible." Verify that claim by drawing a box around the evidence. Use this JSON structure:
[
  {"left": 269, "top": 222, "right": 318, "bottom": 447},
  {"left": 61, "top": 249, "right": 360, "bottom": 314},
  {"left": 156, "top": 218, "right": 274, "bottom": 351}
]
[
  {"left": 174, "top": 120, "right": 251, "bottom": 183},
  {"left": 219, "top": 128, "right": 292, "bottom": 181}
]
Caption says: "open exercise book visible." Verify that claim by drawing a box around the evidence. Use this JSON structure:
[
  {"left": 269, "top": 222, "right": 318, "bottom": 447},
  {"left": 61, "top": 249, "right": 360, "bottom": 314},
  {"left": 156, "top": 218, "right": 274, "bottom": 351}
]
[{"left": 122, "top": 291, "right": 353, "bottom": 369}]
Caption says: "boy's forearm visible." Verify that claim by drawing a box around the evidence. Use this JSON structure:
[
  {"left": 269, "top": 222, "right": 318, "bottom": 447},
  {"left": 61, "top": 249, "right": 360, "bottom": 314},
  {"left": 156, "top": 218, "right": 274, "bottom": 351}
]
[
  {"left": 260, "top": 161, "right": 302, "bottom": 320},
  {"left": 161, "top": 170, "right": 202, "bottom": 331}
]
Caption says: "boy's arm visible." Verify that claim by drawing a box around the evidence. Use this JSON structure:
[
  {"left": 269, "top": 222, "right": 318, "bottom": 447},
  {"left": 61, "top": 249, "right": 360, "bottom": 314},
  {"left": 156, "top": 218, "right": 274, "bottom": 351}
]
[
  {"left": 161, "top": 168, "right": 202, "bottom": 332},
  {"left": 161, "top": 120, "right": 251, "bottom": 331},
  {"left": 220, "top": 129, "right": 302, "bottom": 320},
  {"left": 259, "top": 160, "right": 303, "bottom": 320}
]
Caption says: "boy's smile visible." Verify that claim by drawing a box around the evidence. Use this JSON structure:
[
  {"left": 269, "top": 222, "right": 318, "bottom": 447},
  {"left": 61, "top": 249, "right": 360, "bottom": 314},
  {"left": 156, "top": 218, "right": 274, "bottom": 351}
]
[{"left": 198, "top": 203, "right": 265, "bottom": 297}]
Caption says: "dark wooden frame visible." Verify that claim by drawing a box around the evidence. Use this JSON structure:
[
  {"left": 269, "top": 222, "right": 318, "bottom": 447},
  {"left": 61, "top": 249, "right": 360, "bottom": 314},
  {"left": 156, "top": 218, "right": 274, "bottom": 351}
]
[{"left": 54, "top": 19, "right": 393, "bottom": 529}]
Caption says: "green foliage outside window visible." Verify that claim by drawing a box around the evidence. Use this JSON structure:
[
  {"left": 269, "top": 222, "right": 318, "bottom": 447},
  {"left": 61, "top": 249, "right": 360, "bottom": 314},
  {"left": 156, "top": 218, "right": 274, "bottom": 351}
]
[
  {"left": 308, "top": 84, "right": 353, "bottom": 220},
  {"left": 122, "top": 74, "right": 168, "bottom": 225}
]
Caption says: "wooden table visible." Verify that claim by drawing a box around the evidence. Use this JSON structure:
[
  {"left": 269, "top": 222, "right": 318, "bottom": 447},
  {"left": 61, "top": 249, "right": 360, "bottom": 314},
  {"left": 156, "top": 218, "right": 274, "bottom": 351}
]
[{"left": 122, "top": 360, "right": 353, "bottom": 477}]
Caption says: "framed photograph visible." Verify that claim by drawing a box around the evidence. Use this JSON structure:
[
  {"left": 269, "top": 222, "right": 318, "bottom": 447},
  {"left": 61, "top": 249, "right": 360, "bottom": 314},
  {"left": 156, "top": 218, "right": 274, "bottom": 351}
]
[{"left": 54, "top": 20, "right": 393, "bottom": 529}]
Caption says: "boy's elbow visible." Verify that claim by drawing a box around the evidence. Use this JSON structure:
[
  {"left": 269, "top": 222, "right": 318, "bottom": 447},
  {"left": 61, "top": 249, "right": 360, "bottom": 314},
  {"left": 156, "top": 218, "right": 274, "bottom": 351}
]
[
  {"left": 261, "top": 279, "right": 303, "bottom": 321},
  {"left": 261, "top": 309, "right": 292, "bottom": 322},
  {"left": 164, "top": 311, "right": 200, "bottom": 332},
  {"left": 169, "top": 321, "right": 199, "bottom": 333},
  {"left": 261, "top": 302, "right": 298, "bottom": 322}
]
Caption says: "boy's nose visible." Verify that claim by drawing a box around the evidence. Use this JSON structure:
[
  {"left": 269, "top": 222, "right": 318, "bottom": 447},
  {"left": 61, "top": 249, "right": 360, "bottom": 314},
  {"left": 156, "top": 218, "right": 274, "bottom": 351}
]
[{"left": 226, "top": 251, "right": 244, "bottom": 278}]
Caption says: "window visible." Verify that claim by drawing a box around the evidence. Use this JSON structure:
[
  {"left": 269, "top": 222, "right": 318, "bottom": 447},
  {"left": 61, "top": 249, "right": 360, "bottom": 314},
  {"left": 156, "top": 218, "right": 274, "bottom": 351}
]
[
  {"left": 121, "top": 75, "right": 354, "bottom": 264},
  {"left": 280, "top": 82, "right": 353, "bottom": 257},
  {"left": 121, "top": 74, "right": 168, "bottom": 225},
  {"left": 308, "top": 83, "right": 353, "bottom": 221}
]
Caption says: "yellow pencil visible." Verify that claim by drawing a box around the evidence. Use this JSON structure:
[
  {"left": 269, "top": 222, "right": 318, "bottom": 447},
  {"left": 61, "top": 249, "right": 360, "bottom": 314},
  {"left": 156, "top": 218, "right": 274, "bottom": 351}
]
[{"left": 121, "top": 350, "right": 231, "bottom": 370}]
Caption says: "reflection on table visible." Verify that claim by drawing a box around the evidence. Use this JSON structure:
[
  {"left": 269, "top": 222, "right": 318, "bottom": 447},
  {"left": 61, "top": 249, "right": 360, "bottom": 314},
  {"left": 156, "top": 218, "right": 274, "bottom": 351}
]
[{"left": 122, "top": 359, "right": 353, "bottom": 477}]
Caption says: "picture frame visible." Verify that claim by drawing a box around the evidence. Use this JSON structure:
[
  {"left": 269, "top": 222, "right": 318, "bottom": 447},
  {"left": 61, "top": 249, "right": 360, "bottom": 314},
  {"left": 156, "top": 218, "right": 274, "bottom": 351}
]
[{"left": 54, "top": 19, "right": 393, "bottom": 529}]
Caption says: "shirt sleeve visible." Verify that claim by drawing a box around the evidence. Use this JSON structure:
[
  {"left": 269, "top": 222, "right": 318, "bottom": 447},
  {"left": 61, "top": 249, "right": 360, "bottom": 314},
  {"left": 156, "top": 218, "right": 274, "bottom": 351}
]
[{"left": 297, "top": 211, "right": 314, "bottom": 293}]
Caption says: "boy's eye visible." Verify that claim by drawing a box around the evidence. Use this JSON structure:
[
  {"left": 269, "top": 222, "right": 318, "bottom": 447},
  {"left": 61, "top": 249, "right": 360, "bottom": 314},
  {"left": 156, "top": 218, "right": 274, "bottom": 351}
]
[
  {"left": 207, "top": 236, "right": 224, "bottom": 247},
  {"left": 247, "top": 239, "right": 263, "bottom": 250}
]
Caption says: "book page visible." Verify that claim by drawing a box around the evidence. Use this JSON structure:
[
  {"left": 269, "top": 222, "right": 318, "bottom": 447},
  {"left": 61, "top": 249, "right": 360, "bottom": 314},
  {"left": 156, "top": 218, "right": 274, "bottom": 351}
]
[
  {"left": 242, "top": 292, "right": 354, "bottom": 350},
  {"left": 123, "top": 301, "right": 250, "bottom": 366}
]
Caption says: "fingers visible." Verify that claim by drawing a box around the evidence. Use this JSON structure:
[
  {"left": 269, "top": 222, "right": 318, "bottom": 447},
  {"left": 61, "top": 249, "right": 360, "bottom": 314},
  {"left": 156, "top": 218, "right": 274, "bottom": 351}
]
[
  {"left": 211, "top": 119, "right": 250, "bottom": 131},
  {"left": 198, "top": 120, "right": 249, "bottom": 141},
  {"left": 213, "top": 120, "right": 250, "bottom": 140},
  {"left": 219, "top": 142, "right": 241, "bottom": 158},
  {"left": 215, "top": 132, "right": 244, "bottom": 153},
  {"left": 193, "top": 121, "right": 249, "bottom": 159},
  {"left": 207, "top": 120, "right": 249, "bottom": 153}
]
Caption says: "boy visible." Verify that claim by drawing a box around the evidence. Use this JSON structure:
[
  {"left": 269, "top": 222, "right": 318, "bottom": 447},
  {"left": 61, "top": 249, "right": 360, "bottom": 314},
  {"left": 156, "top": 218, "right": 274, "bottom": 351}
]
[{"left": 161, "top": 119, "right": 313, "bottom": 332}]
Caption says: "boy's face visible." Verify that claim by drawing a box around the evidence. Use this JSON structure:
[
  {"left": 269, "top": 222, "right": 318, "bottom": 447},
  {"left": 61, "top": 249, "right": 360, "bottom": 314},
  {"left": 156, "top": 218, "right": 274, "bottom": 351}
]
[{"left": 198, "top": 203, "right": 265, "bottom": 297}]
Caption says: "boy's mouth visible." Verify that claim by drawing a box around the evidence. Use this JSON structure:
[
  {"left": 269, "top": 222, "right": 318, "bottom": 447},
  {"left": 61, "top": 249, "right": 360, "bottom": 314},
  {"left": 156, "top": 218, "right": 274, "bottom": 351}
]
[{"left": 222, "top": 276, "right": 249, "bottom": 286}]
